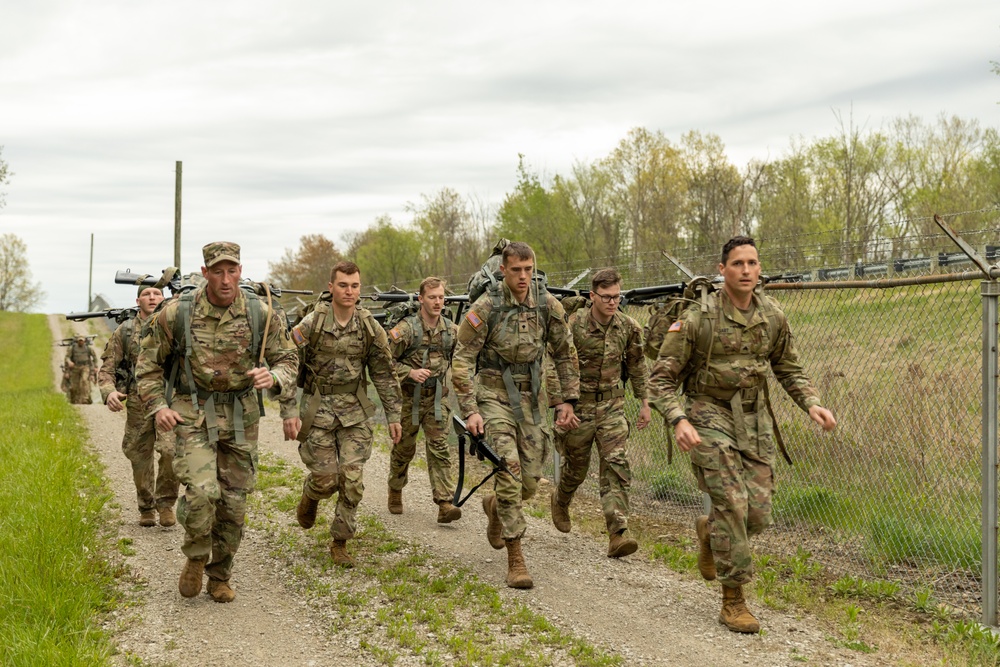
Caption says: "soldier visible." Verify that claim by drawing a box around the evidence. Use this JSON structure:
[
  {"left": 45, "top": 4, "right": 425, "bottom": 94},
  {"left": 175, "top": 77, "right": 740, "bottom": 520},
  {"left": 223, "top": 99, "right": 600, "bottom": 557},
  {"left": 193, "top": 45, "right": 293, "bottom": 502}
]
[
  {"left": 137, "top": 242, "right": 298, "bottom": 603},
  {"left": 286, "top": 260, "right": 403, "bottom": 568},
  {"left": 386, "top": 277, "right": 463, "bottom": 523},
  {"left": 98, "top": 286, "right": 179, "bottom": 527},
  {"left": 649, "top": 235, "right": 836, "bottom": 633},
  {"left": 452, "top": 241, "right": 580, "bottom": 589},
  {"left": 547, "top": 268, "right": 651, "bottom": 557},
  {"left": 65, "top": 335, "right": 97, "bottom": 404}
]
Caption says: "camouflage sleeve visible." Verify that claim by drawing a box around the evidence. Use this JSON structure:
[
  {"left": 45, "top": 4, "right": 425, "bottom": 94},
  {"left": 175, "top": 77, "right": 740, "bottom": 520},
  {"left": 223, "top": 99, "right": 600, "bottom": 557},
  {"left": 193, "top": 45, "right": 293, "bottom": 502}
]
[
  {"left": 544, "top": 294, "right": 579, "bottom": 403},
  {"left": 89, "top": 346, "right": 98, "bottom": 366},
  {"left": 366, "top": 321, "right": 402, "bottom": 424},
  {"left": 263, "top": 304, "right": 299, "bottom": 395},
  {"left": 136, "top": 305, "right": 175, "bottom": 419},
  {"left": 288, "top": 310, "right": 317, "bottom": 350},
  {"left": 387, "top": 319, "right": 415, "bottom": 383},
  {"left": 542, "top": 354, "right": 563, "bottom": 407},
  {"left": 451, "top": 296, "right": 493, "bottom": 418},
  {"left": 767, "top": 306, "right": 822, "bottom": 412},
  {"left": 97, "top": 326, "right": 125, "bottom": 403},
  {"left": 64, "top": 347, "right": 72, "bottom": 362},
  {"left": 625, "top": 317, "right": 649, "bottom": 400},
  {"left": 648, "top": 305, "right": 699, "bottom": 424}
]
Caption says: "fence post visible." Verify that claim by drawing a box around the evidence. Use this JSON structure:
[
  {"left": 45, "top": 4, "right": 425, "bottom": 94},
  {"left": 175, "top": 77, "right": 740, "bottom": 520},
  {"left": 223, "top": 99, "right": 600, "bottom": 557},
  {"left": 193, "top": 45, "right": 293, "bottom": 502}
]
[{"left": 982, "top": 280, "right": 1000, "bottom": 626}]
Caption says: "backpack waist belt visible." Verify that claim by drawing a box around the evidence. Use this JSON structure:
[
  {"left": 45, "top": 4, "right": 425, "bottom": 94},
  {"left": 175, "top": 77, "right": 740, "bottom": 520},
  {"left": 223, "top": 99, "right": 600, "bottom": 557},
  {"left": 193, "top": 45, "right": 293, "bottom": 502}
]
[
  {"left": 297, "top": 376, "right": 375, "bottom": 443},
  {"left": 578, "top": 387, "right": 626, "bottom": 403},
  {"left": 173, "top": 384, "right": 256, "bottom": 446},
  {"left": 401, "top": 375, "right": 447, "bottom": 425}
]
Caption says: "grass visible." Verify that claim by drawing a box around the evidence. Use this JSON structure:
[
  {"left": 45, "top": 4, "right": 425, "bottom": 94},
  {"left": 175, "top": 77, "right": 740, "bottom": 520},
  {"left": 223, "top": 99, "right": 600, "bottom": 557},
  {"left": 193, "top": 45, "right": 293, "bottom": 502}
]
[{"left": 0, "top": 312, "right": 119, "bottom": 666}]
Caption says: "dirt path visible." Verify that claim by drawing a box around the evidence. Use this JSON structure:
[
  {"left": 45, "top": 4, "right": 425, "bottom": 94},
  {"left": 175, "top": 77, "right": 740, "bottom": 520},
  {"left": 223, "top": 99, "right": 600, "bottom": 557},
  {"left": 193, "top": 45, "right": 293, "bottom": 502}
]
[{"left": 53, "top": 315, "right": 890, "bottom": 666}]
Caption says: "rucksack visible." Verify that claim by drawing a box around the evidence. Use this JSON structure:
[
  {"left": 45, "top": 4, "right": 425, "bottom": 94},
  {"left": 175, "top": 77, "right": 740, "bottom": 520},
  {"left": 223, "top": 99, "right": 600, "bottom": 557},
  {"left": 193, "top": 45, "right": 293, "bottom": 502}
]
[
  {"left": 293, "top": 291, "right": 377, "bottom": 389},
  {"left": 643, "top": 276, "right": 716, "bottom": 362}
]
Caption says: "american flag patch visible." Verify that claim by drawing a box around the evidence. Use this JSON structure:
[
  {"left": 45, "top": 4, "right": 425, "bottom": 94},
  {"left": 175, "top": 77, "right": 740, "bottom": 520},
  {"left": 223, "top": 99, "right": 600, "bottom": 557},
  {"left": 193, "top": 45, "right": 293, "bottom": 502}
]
[
  {"left": 466, "top": 311, "right": 483, "bottom": 328},
  {"left": 389, "top": 327, "right": 402, "bottom": 341},
  {"left": 668, "top": 320, "right": 682, "bottom": 333},
  {"left": 291, "top": 327, "right": 306, "bottom": 347}
]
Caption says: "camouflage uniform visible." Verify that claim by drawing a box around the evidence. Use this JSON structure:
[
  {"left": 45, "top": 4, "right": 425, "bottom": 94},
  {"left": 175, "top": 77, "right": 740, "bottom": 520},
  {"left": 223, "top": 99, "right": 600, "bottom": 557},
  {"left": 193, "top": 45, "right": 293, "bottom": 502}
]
[
  {"left": 65, "top": 340, "right": 97, "bottom": 404},
  {"left": 387, "top": 314, "right": 458, "bottom": 504},
  {"left": 548, "top": 304, "right": 648, "bottom": 535},
  {"left": 136, "top": 283, "right": 298, "bottom": 584},
  {"left": 452, "top": 281, "right": 579, "bottom": 540},
  {"left": 98, "top": 316, "right": 179, "bottom": 517},
  {"left": 649, "top": 289, "right": 821, "bottom": 587},
  {"left": 289, "top": 304, "right": 402, "bottom": 541}
]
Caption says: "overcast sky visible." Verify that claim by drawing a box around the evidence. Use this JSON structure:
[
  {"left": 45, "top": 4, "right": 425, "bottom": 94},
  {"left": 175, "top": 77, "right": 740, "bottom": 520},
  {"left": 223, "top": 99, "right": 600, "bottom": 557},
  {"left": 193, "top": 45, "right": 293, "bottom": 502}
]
[{"left": 1, "top": 0, "right": 997, "bottom": 314}]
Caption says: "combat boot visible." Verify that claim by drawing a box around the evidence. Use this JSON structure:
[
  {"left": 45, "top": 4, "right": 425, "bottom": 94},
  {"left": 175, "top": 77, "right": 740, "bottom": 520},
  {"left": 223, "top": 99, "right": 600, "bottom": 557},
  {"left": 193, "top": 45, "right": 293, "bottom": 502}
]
[
  {"left": 608, "top": 529, "right": 638, "bottom": 558},
  {"left": 437, "top": 501, "right": 462, "bottom": 523},
  {"left": 388, "top": 489, "right": 403, "bottom": 515},
  {"left": 157, "top": 506, "right": 176, "bottom": 528},
  {"left": 330, "top": 539, "right": 354, "bottom": 568},
  {"left": 207, "top": 579, "right": 236, "bottom": 603},
  {"left": 139, "top": 510, "right": 157, "bottom": 527},
  {"left": 695, "top": 515, "right": 717, "bottom": 580},
  {"left": 178, "top": 558, "right": 205, "bottom": 598},
  {"left": 296, "top": 493, "right": 318, "bottom": 529},
  {"left": 719, "top": 585, "right": 761, "bottom": 633},
  {"left": 550, "top": 489, "right": 572, "bottom": 533},
  {"left": 505, "top": 538, "right": 533, "bottom": 589},
  {"left": 482, "top": 494, "right": 505, "bottom": 550}
]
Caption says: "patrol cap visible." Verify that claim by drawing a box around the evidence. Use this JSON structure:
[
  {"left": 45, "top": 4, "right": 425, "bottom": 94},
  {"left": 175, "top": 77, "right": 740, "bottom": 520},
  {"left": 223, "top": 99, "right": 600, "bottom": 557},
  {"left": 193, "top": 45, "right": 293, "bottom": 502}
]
[
  {"left": 202, "top": 241, "right": 241, "bottom": 268},
  {"left": 137, "top": 285, "right": 163, "bottom": 298},
  {"left": 75, "top": 335, "right": 86, "bottom": 342}
]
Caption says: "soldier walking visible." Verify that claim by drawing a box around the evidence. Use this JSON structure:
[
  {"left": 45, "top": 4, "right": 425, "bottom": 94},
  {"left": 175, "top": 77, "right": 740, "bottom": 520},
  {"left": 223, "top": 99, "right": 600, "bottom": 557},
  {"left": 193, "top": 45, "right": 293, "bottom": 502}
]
[{"left": 65, "top": 336, "right": 97, "bottom": 403}]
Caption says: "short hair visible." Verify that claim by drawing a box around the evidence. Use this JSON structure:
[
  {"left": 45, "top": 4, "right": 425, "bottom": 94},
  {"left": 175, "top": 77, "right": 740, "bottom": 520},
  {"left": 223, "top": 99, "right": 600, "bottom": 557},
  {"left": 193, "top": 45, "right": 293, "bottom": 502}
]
[
  {"left": 419, "top": 276, "right": 446, "bottom": 295},
  {"left": 501, "top": 241, "right": 535, "bottom": 265},
  {"left": 330, "top": 261, "right": 361, "bottom": 282},
  {"left": 590, "top": 268, "right": 621, "bottom": 292},
  {"left": 721, "top": 236, "right": 757, "bottom": 265}
]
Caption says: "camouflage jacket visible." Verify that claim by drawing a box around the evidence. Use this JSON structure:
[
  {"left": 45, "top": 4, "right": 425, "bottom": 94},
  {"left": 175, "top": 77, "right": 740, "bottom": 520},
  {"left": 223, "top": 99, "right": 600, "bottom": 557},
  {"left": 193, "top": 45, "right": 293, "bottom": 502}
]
[
  {"left": 66, "top": 343, "right": 97, "bottom": 367},
  {"left": 648, "top": 289, "right": 821, "bottom": 426},
  {"left": 290, "top": 304, "right": 402, "bottom": 427},
  {"left": 388, "top": 314, "right": 457, "bottom": 385},
  {"left": 98, "top": 316, "right": 146, "bottom": 404},
  {"left": 452, "top": 281, "right": 579, "bottom": 418}
]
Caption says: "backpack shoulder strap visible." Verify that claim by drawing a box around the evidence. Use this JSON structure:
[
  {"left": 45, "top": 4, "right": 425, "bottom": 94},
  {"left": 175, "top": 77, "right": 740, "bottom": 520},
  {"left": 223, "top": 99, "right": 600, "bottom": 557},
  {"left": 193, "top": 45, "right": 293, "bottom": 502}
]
[{"left": 243, "top": 289, "right": 264, "bottom": 363}]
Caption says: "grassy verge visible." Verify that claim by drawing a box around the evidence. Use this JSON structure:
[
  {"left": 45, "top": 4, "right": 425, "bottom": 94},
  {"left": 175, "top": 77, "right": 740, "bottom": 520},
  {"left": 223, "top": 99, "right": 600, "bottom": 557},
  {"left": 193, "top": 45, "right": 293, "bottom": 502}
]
[{"left": 0, "top": 312, "right": 119, "bottom": 666}]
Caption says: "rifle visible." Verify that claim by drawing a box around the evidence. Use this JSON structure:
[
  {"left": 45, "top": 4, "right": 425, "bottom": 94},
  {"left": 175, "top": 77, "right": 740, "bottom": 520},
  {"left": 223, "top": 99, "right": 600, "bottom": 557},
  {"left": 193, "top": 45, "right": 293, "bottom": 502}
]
[
  {"left": 66, "top": 307, "right": 138, "bottom": 324},
  {"left": 451, "top": 414, "right": 521, "bottom": 507},
  {"left": 115, "top": 267, "right": 182, "bottom": 295},
  {"left": 359, "top": 289, "right": 468, "bottom": 305},
  {"left": 55, "top": 335, "right": 98, "bottom": 346}
]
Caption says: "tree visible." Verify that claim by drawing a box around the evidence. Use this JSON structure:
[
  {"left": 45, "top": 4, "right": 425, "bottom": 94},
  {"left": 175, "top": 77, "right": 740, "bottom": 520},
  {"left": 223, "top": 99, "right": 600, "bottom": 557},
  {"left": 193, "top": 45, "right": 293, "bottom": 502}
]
[
  {"left": 0, "top": 234, "right": 45, "bottom": 312},
  {"left": 345, "top": 216, "right": 422, "bottom": 290},
  {"left": 409, "top": 187, "right": 486, "bottom": 282},
  {"left": 267, "top": 234, "right": 342, "bottom": 294}
]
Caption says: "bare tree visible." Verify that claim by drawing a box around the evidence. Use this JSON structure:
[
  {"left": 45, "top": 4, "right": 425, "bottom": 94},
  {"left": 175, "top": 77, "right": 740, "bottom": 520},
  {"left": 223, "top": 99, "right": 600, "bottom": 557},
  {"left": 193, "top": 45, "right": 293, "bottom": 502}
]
[{"left": 0, "top": 234, "right": 45, "bottom": 312}]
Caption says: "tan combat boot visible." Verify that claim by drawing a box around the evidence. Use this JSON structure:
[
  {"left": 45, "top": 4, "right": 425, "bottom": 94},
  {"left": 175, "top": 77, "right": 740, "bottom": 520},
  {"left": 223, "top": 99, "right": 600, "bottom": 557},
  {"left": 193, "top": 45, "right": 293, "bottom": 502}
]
[
  {"left": 481, "top": 494, "right": 505, "bottom": 550},
  {"left": 388, "top": 489, "right": 403, "bottom": 515},
  {"left": 158, "top": 506, "right": 176, "bottom": 528},
  {"left": 437, "top": 501, "right": 462, "bottom": 523},
  {"left": 719, "top": 585, "right": 761, "bottom": 633},
  {"left": 695, "top": 515, "right": 717, "bottom": 580},
  {"left": 207, "top": 579, "right": 236, "bottom": 603},
  {"left": 139, "top": 510, "right": 157, "bottom": 527},
  {"left": 178, "top": 558, "right": 205, "bottom": 598},
  {"left": 296, "top": 493, "right": 319, "bottom": 529},
  {"left": 550, "top": 490, "right": 572, "bottom": 533},
  {"left": 608, "top": 529, "right": 638, "bottom": 558},
  {"left": 505, "top": 538, "right": 533, "bottom": 589},
  {"left": 330, "top": 539, "right": 354, "bottom": 568}
]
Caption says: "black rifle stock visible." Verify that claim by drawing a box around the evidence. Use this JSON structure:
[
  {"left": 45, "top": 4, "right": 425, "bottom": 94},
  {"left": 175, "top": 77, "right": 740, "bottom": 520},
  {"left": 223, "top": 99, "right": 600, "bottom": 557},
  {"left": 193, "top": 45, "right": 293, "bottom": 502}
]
[{"left": 451, "top": 413, "right": 520, "bottom": 507}]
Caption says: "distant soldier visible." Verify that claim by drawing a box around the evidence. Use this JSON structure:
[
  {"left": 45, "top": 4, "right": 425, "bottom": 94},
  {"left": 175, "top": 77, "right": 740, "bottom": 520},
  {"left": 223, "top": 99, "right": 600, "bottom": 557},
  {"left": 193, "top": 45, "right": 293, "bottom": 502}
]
[
  {"left": 547, "top": 268, "right": 651, "bottom": 557},
  {"left": 386, "top": 277, "right": 462, "bottom": 523},
  {"left": 452, "top": 241, "right": 580, "bottom": 589},
  {"left": 65, "top": 336, "right": 97, "bottom": 404},
  {"left": 286, "top": 261, "right": 403, "bottom": 568},
  {"left": 99, "top": 286, "right": 179, "bottom": 527},
  {"left": 137, "top": 242, "right": 299, "bottom": 603},
  {"left": 649, "top": 235, "right": 836, "bottom": 633}
]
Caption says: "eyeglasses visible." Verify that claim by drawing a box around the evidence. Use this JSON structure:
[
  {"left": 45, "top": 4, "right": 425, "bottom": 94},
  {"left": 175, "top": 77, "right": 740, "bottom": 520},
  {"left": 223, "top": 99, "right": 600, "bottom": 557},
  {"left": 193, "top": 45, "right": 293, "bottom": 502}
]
[{"left": 594, "top": 293, "right": 623, "bottom": 304}]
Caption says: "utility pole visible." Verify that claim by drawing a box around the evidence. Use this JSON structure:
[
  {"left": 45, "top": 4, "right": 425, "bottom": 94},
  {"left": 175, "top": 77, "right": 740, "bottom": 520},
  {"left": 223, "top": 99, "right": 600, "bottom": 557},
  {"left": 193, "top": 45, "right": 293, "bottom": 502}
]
[
  {"left": 88, "top": 233, "right": 94, "bottom": 309},
  {"left": 174, "top": 161, "right": 182, "bottom": 271}
]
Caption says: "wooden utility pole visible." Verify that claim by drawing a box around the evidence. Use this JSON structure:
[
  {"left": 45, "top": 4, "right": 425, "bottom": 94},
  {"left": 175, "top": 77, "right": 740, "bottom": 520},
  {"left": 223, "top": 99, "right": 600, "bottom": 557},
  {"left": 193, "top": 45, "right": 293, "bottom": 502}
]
[
  {"left": 88, "top": 233, "right": 94, "bottom": 309},
  {"left": 174, "top": 161, "right": 182, "bottom": 271}
]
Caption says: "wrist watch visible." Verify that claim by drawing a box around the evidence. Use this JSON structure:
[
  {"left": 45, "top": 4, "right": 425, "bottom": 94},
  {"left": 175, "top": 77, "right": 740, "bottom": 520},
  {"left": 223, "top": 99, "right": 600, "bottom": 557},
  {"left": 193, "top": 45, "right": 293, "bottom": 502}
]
[{"left": 670, "top": 415, "right": 688, "bottom": 426}]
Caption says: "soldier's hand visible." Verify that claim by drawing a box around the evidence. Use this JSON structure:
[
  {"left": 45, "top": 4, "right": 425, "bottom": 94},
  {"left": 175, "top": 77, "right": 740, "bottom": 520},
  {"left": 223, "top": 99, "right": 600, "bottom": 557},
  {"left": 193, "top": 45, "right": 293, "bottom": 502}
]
[
  {"left": 674, "top": 419, "right": 701, "bottom": 452},
  {"left": 554, "top": 403, "right": 579, "bottom": 429},
  {"left": 283, "top": 417, "right": 301, "bottom": 441},
  {"left": 636, "top": 403, "right": 652, "bottom": 431},
  {"left": 154, "top": 407, "right": 184, "bottom": 431},
  {"left": 388, "top": 422, "right": 402, "bottom": 444},
  {"left": 106, "top": 391, "right": 127, "bottom": 412},
  {"left": 408, "top": 368, "right": 432, "bottom": 383},
  {"left": 808, "top": 405, "right": 837, "bottom": 432},
  {"left": 247, "top": 367, "right": 274, "bottom": 389},
  {"left": 66, "top": 360, "right": 75, "bottom": 369},
  {"left": 466, "top": 412, "right": 485, "bottom": 436}
]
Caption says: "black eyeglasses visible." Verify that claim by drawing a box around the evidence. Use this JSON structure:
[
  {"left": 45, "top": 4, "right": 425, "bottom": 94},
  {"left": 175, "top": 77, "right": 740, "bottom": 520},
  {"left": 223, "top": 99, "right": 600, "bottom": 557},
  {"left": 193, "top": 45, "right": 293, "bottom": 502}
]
[{"left": 594, "top": 293, "right": 623, "bottom": 304}]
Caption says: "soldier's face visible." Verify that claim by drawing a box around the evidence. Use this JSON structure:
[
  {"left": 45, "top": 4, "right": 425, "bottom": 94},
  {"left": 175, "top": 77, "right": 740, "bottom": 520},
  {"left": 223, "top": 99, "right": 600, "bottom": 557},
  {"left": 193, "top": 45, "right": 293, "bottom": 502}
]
[
  {"left": 719, "top": 245, "right": 760, "bottom": 301},
  {"left": 202, "top": 261, "right": 242, "bottom": 307},
  {"left": 328, "top": 271, "right": 361, "bottom": 310},
  {"left": 591, "top": 284, "right": 622, "bottom": 320},
  {"left": 419, "top": 285, "right": 445, "bottom": 319},
  {"left": 501, "top": 257, "right": 534, "bottom": 301},
  {"left": 136, "top": 287, "right": 163, "bottom": 316}
]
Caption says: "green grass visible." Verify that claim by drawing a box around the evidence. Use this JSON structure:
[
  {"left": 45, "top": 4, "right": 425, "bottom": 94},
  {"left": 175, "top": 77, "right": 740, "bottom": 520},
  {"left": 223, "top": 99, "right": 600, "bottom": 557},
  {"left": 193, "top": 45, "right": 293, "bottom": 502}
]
[{"left": 0, "top": 312, "right": 118, "bottom": 666}]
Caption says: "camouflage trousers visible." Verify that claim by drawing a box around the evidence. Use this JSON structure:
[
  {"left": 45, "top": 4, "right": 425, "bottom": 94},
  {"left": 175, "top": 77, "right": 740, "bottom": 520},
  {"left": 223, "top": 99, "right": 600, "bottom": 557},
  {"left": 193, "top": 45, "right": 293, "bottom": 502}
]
[
  {"left": 689, "top": 404, "right": 775, "bottom": 587},
  {"left": 123, "top": 399, "right": 179, "bottom": 513},
  {"left": 298, "top": 418, "right": 372, "bottom": 541},
  {"left": 68, "top": 367, "right": 93, "bottom": 404},
  {"left": 388, "top": 391, "right": 455, "bottom": 504},
  {"left": 478, "top": 385, "right": 552, "bottom": 540},
  {"left": 554, "top": 396, "right": 632, "bottom": 535},
  {"left": 172, "top": 397, "right": 258, "bottom": 583}
]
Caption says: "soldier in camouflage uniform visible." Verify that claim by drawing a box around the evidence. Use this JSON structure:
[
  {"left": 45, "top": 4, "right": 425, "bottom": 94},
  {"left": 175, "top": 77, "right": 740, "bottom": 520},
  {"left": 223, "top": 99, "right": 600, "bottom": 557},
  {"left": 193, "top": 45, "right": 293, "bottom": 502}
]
[
  {"left": 137, "top": 242, "right": 298, "bottom": 603},
  {"left": 649, "top": 236, "right": 836, "bottom": 633},
  {"left": 386, "top": 276, "right": 462, "bottom": 524},
  {"left": 98, "top": 286, "right": 179, "bottom": 527},
  {"left": 65, "top": 336, "right": 97, "bottom": 404},
  {"left": 547, "top": 269, "right": 651, "bottom": 558},
  {"left": 285, "top": 260, "right": 402, "bottom": 568},
  {"left": 452, "top": 242, "right": 580, "bottom": 589}
]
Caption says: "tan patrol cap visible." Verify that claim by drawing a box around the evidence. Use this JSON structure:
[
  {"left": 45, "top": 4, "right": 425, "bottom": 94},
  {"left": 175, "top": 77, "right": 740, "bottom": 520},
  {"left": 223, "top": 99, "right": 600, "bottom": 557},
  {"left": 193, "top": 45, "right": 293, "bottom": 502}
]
[{"left": 202, "top": 242, "right": 241, "bottom": 267}]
